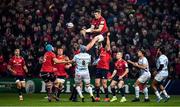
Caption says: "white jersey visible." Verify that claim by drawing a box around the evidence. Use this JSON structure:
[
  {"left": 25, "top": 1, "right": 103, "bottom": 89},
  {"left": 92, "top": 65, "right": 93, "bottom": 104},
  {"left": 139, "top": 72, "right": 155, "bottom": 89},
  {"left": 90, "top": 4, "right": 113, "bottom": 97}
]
[
  {"left": 138, "top": 57, "right": 150, "bottom": 75},
  {"left": 156, "top": 54, "right": 168, "bottom": 75},
  {"left": 73, "top": 53, "right": 91, "bottom": 73}
]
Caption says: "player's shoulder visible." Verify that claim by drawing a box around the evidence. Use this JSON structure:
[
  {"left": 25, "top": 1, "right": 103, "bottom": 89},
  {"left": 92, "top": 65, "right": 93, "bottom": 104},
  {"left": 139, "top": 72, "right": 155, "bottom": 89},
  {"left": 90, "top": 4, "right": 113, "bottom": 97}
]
[
  {"left": 19, "top": 56, "right": 24, "bottom": 60},
  {"left": 100, "top": 16, "right": 106, "bottom": 21},
  {"left": 122, "top": 59, "right": 127, "bottom": 63}
]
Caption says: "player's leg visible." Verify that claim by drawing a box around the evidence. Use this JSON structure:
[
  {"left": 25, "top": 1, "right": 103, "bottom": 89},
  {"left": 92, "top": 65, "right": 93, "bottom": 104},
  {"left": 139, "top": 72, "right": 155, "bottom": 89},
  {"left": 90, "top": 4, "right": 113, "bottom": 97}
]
[
  {"left": 159, "top": 83, "right": 170, "bottom": 102},
  {"left": 69, "top": 84, "right": 78, "bottom": 102},
  {"left": 84, "top": 72, "right": 95, "bottom": 102},
  {"left": 110, "top": 80, "right": 118, "bottom": 102},
  {"left": 102, "top": 79, "right": 109, "bottom": 102},
  {"left": 101, "top": 69, "right": 110, "bottom": 102},
  {"left": 57, "top": 78, "right": 65, "bottom": 99},
  {"left": 118, "top": 80, "right": 127, "bottom": 102},
  {"left": 16, "top": 77, "right": 23, "bottom": 101},
  {"left": 141, "top": 74, "right": 150, "bottom": 102},
  {"left": 95, "top": 69, "right": 101, "bottom": 101},
  {"left": 158, "top": 74, "right": 170, "bottom": 102},
  {"left": 20, "top": 78, "right": 26, "bottom": 101},
  {"left": 132, "top": 79, "right": 141, "bottom": 102},
  {"left": 75, "top": 73, "right": 84, "bottom": 102},
  {"left": 152, "top": 73, "right": 164, "bottom": 102},
  {"left": 54, "top": 79, "right": 60, "bottom": 99},
  {"left": 143, "top": 84, "right": 150, "bottom": 102}
]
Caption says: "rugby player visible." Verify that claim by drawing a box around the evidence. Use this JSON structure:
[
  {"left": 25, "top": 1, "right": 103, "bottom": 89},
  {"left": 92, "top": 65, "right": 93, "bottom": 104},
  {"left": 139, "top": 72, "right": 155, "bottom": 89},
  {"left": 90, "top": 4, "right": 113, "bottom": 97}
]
[
  {"left": 109, "top": 52, "right": 129, "bottom": 102},
  {"left": 128, "top": 49, "right": 151, "bottom": 102},
  {"left": 8, "top": 48, "right": 28, "bottom": 101},
  {"left": 151, "top": 47, "right": 170, "bottom": 102}
]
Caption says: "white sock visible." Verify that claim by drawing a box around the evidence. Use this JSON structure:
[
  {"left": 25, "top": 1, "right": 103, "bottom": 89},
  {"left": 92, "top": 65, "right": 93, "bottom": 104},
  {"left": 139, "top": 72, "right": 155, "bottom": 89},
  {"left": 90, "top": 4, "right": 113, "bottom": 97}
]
[
  {"left": 162, "top": 90, "right": 169, "bottom": 97},
  {"left": 87, "top": 86, "right": 93, "bottom": 97},
  {"left": 135, "top": 86, "right": 139, "bottom": 98},
  {"left": 76, "top": 86, "right": 84, "bottom": 98},
  {"left": 143, "top": 87, "right": 149, "bottom": 99},
  {"left": 155, "top": 91, "right": 161, "bottom": 99}
]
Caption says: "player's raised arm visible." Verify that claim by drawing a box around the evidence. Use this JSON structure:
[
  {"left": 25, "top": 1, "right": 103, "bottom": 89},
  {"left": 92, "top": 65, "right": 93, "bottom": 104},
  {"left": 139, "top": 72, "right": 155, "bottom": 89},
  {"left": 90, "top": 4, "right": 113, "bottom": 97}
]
[{"left": 106, "top": 32, "right": 111, "bottom": 51}]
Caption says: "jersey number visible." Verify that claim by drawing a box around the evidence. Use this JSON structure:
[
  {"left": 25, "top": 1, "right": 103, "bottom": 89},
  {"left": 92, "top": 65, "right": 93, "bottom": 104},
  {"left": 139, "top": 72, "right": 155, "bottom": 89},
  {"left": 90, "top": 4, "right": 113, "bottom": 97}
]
[{"left": 82, "top": 60, "right": 85, "bottom": 66}]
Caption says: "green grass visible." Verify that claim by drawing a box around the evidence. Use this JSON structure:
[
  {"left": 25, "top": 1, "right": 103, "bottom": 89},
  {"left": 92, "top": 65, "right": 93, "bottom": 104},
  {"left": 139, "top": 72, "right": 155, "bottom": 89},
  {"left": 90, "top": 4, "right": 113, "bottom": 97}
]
[{"left": 0, "top": 93, "right": 179, "bottom": 106}]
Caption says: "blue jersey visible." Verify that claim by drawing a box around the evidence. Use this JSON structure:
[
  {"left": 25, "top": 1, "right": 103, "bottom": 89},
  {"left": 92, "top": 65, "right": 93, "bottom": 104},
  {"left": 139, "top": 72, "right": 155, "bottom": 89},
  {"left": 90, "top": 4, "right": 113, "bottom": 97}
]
[{"left": 73, "top": 53, "right": 91, "bottom": 72}]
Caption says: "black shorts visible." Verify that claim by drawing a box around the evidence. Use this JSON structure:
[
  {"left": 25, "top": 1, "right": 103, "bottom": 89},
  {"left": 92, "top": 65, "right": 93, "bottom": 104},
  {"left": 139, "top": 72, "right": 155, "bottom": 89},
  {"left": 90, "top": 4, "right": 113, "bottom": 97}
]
[
  {"left": 40, "top": 72, "right": 56, "bottom": 83},
  {"left": 57, "top": 76, "right": 66, "bottom": 79},
  {"left": 112, "top": 75, "right": 124, "bottom": 82},
  {"left": 15, "top": 76, "right": 25, "bottom": 83},
  {"left": 95, "top": 68, "right": 108, "bottom": 79}
]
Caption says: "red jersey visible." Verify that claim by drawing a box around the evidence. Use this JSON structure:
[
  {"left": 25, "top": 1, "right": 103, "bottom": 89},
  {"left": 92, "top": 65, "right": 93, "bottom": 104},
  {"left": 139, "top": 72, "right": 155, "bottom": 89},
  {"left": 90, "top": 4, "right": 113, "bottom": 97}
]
[
  {"left": 8, "top": 56, "right": 26, "bottom": 76},
  {"left": 96, "top": 48, "right": 111, "bottom": 70},
  {"left": 115, "top": 59, "right": 128, "bottom": 76},
  {"left": 91, "top": 16, "right": 108, "bottom": 34},
  {"left": 41, "top": 51, "right": 56, "bottom": 73},
  {"left": 54, "top": 55, "right": 67, "bottom": 77}
]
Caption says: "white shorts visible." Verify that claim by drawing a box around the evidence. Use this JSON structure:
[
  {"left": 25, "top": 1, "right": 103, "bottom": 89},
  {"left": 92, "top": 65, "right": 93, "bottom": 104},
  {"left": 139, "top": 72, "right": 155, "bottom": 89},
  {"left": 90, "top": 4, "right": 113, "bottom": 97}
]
[
  {"left": 138, "top": 72, "right": 151, "bottom": 84},
  {"left": 95, "top": 34, "right": 104, "bottom": 42},
  {"left": 155, "top": 72, "right": 168, "bottom": 82},
  {"left": 75, "top": 72, "right": 90, "bottom": 84}
]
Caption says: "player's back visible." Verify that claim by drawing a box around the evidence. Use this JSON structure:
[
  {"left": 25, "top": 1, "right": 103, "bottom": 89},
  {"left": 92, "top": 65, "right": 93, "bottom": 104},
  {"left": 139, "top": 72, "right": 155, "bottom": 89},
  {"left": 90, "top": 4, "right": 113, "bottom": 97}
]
[
  {"left": 41, "top": 51, "right": 56, "bottom": 73},
  {"left": 157, "top": 54, "right": 168, "bottom": 72},
  {"left": 73, "top": 53, "right": 91, "bottom": 72}
]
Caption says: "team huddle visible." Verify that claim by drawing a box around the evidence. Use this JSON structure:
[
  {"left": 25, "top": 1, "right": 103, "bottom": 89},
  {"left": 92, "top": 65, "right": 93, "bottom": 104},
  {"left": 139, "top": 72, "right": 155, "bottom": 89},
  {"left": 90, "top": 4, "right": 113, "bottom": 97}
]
[{"left": 7, "top": 9, "right": 170, "bottom": 103}]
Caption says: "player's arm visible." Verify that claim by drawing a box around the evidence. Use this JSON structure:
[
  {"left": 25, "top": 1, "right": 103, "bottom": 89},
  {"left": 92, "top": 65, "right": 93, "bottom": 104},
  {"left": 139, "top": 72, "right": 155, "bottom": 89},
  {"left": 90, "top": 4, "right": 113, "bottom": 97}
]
[
  {"left": 128, "top": 60, "right": 148, "bottom": 69},
  {"left": 86, "top": 37, "right": 99, "bottom": 51},
  {"left": 127, "top": 60, "right": 138, "bottom": 67},
  {"left": 7, "top": 59, "right": 16, "bottom": 74},
  {"left": 106, "top": 32, "right": 111, "bottom": 51},
  {"left": 7, "top": 64, "right": 16, "bottom": 74},
  {"left": 157, "top": 64, "right": 164, "bottom": 71},
  {"left": 120, "top": 63, "right": 129, "bottom": 79},
  {"left": 65, "top": 56, "right": 72, "bottom": 69},
  {"left": 109, "top": 70, "right": 117, "bottom": 80},
  {"left": 84, "top": 25, "right": 95, "bottom": 33},
  {"left": 92, "top": 24, "right": 103, "bottom": 33},
  {"left": 53, "top": 57, "right": 70, "bottom": 64},
  {"left": 157, "top": 58, "right": 165, "bottom": 72},
  {"left": 23, "top": 65, "right": 28, "bottom": 73}
]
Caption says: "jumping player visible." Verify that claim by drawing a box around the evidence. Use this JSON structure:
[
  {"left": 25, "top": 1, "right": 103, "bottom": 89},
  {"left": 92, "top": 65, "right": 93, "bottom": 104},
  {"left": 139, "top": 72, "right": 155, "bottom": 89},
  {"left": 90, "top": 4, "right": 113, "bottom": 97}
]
[
  {"left": 8, "top": 48, "right": 28, "bottom": 101},
  {"left": 81, "top": 9, "right": 108, "bottom": 43},
  {"left": 94, "top": 33, "right": 111, "bottom": 102}
]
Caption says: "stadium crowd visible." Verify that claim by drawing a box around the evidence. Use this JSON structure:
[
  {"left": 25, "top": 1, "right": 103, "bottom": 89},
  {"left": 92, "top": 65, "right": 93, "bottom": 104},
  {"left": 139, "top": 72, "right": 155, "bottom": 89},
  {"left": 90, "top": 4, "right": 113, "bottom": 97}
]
[{"left": 0, "top": 0, "right": 179, "bottom": 79}]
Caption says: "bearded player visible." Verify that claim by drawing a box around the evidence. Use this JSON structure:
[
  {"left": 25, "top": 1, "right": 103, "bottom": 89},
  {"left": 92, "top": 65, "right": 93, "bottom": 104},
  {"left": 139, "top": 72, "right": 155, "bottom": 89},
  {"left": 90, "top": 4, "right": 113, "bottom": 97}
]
[
  {"left": 53, "top": 47, "right": 72, "bottom": 100},
  {"left": 40, "top": 44, "right": 69, "bottom": 102},
  {"left": 8, "top": 48, "right": 28, "bottom": 101}
]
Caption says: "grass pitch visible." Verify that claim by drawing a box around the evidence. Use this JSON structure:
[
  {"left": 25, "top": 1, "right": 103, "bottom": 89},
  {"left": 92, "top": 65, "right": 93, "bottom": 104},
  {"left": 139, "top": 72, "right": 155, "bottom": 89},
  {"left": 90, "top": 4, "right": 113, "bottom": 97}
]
[{"left": 0, "top": 93, "right": 179, "bottom": 106}]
